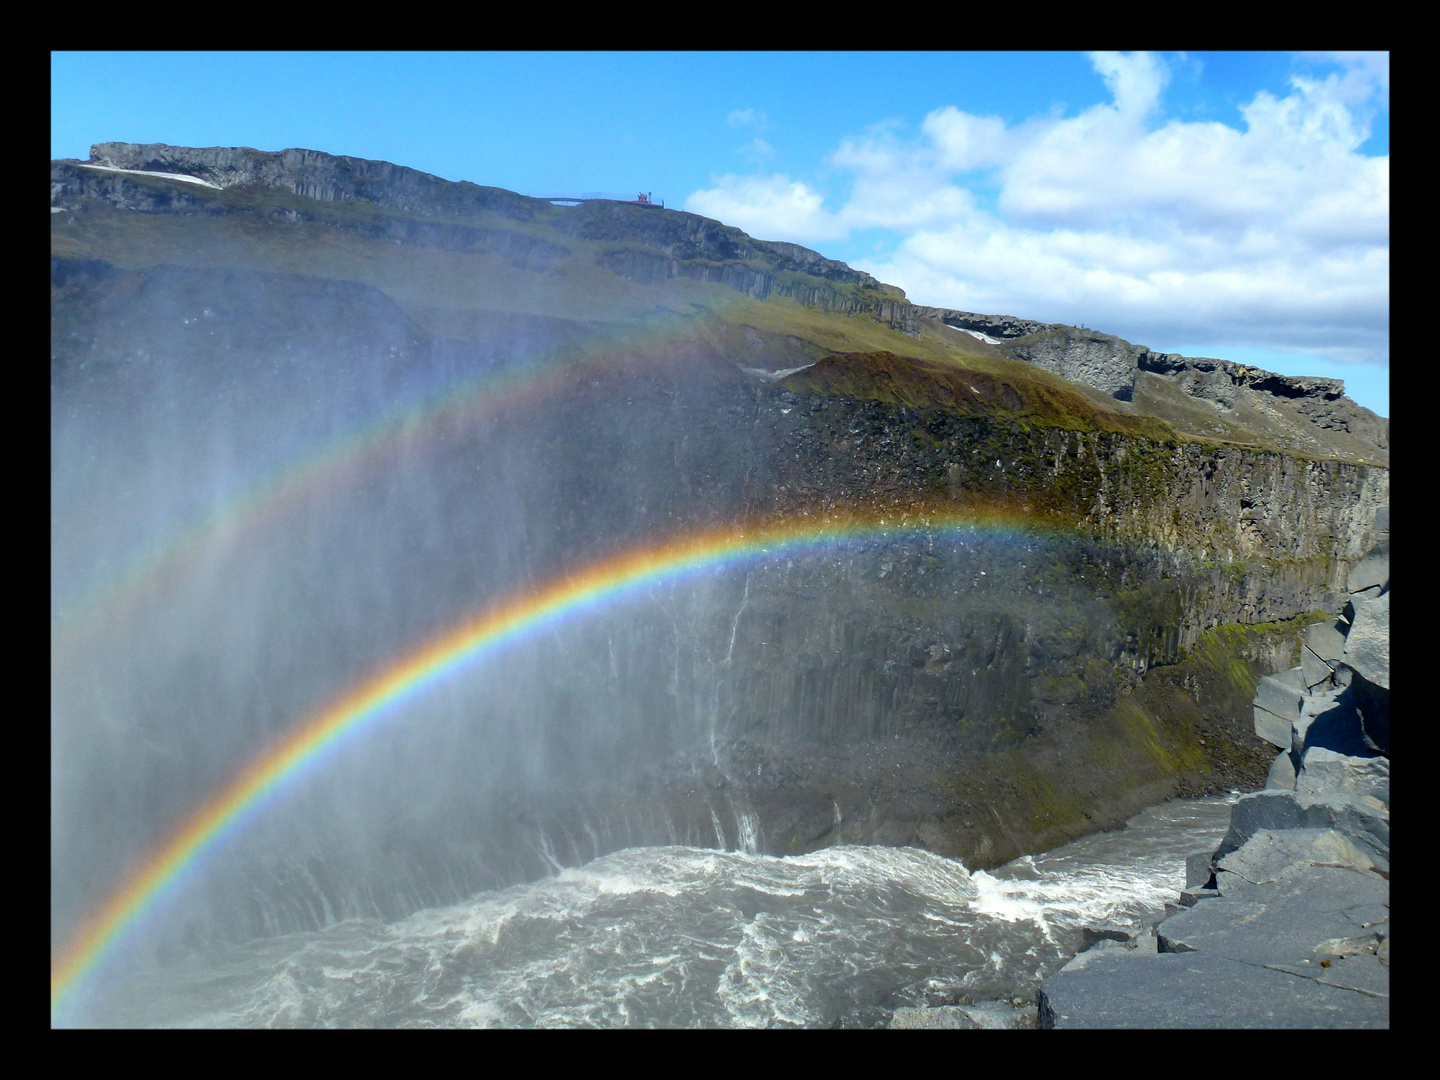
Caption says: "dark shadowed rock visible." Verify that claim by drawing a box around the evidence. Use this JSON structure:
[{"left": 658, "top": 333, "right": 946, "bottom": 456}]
[
  {"left": 1266, "top": 749, "right": 1297, "bottom": 790},
  {"left": 1297, "top": 692, "right": 1374, "bottom": 759},
  {"left": 1338, "top": 593, "right": 1389, "bottom": 754}
]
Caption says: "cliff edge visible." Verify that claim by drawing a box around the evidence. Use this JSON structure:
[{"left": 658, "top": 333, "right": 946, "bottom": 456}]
[{"left": 54, "top": 141, "right": 1386, "bottom": 465}]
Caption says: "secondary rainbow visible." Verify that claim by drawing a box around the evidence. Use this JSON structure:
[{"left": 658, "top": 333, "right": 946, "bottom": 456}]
[
  {"left": 51, "top": 314, "right": 708, "bottom": 663},
  {"left": 51, "top": 503, "right": 1051, "bottom": 1020}
]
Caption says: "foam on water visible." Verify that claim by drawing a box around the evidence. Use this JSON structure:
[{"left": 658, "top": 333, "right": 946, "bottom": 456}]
[{"left": 79, "top": 796, "right": 1236, "bottom": 1027}]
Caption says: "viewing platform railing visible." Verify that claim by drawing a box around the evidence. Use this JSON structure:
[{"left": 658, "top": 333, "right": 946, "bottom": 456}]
[{"left": 534, "top": 191, "right": 666, "bottom": 208}]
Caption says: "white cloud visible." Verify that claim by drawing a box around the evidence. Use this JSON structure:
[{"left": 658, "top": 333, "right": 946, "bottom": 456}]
[
  {"left": 921, "top": 106, "right": 1010, "bottom": 172},
  {"left": 741, "top": 136, "right": 774, "bottom": 161},
  {"left": 1088, "top": 50, "right": 1169, "bottom": 119},
  {"left": 726, "top": 108, "right": 769, "bottom": 130},
  {"left": 685, "top": 51, "right": 1389, "bottom": 369},
  {"left": 684, "top": 173, "right": 848, "bottom": 243}
]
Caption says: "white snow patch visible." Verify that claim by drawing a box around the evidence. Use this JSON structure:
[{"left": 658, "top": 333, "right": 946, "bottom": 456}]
[
  {"left": 739, "top": 363, "right": 816, "bottom": 383},
  {"left": 77, "top": 164, "right": 221, "bottom": 189},
  {"left": 942, "top": 324, "right": 1003, "bottom": 346}
]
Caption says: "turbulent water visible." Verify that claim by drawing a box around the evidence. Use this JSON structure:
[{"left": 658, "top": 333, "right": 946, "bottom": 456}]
[{"left": 81, "top": 796, "right": 1236, "bottom": 1028}]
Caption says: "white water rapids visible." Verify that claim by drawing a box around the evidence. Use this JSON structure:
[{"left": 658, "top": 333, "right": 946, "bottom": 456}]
[{"left": 76, "top": 795, "right": 1237, "bottom": 1028}]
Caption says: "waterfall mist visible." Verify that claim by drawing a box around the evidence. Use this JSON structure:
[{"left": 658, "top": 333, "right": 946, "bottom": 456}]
[{"left": 51, "top": 208, "right": 1225, "bottom": 1025}]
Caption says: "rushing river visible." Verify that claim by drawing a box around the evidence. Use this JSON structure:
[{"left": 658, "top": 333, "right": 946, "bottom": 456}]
[{"left": 76, "top": 795, "right": 1237, "bottom": 1028}]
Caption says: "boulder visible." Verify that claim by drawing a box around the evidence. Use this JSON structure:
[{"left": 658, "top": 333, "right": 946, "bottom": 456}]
[
  {"left": 1253, "top": 705, "right": 1293, "bottom": 749},
  {"left": 1212, "top": 790, "right": 1388, "bottom": 871},
  {"left": 1186, "top": 852, "right": 1216, "bottom": 889},
  {"left": 1300, "top": 645, "right": 1334, "bottom": 690},
  {"left": 942, "top": 1001, "right": 1038, "bottom": 1029},
  {"left": 889, "top": 1006, "right": 982, "bottom": 1029},
  {"left": 1255, "top": 670, "right": 1305, "bottom": 720},
  {"left": 1080, "top": 926, "right": 1134, "bottom": 950},
  {"left": 1214, "top": 827, "right": 1382, "bottom": 885},
  {"left": 1296, "top": 747, "right": 1389, "bottom": 810},
  {"left": 1346, "top": 544, "right": 1389, "bottom": 594},
  {"left": 1265, "top": 749, "right": 1297, "bottom": 791},
  {"left": 1303, "top": 620, "right": 1347, "bottom": 663}
]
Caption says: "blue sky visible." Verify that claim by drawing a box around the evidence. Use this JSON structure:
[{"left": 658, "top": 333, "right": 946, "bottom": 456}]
[{"left": 52, "top": 52, "right": 1389, "bottom": 415}]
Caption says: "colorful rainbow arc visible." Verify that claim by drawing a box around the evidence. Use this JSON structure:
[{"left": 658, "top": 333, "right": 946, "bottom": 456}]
[
  {"left": 50, "top": 312, "right": 710, "bottom": 664},
  {"left": 50, "top": 504, "right": 1048, "bottom": 1021}
]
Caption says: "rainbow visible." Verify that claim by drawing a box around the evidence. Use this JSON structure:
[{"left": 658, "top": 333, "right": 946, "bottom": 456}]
[
  {"left": 50, "top": 315, "right": 708, "bottom": 664},
  {"left": 50, "top": 503, "right": 1056, "bottom": 1022}
]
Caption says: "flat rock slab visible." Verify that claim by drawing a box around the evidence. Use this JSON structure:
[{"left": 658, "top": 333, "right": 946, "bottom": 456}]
[
  {"left": 1346, "top": 547, "right": 1389, "bottom": 593},
  {"left": 1039, "top": 950, "right": 1388, "bottom": 1028},
  {"left": 1256, "top": 672, "right": 1305, "bottom": 720},
  {"left": 1161, "top": 864, "right": 1389, "bottom": 967},
  {"left": 1303, "top": 620, "right": 1348, "bottom": 663},
  {"left": 1296, "top": 746, "right": 1389, "bottom": 808},
  {"left": 1254, "top": 705, "right": 1293, "bottom": 749}
]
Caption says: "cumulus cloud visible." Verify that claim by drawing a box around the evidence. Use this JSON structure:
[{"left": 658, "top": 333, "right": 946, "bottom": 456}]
[
  {"left": 685, "top": 173, "right": 849, "bottom": 242},
  {"left": 685, "top": 52, "right": 1389, "bottom": 370}
]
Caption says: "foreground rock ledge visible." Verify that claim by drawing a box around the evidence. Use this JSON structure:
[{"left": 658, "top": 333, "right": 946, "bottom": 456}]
[
  {"left": 1037, "top": 512, "right": 1389, "bottom": 1029},
  {"left": 1037, "top": 947, "right": 1387, "bottom": 1028}
]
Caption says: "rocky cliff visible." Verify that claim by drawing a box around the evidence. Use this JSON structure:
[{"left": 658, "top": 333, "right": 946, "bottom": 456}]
[
  {"left": 55, "top": 143, "right": 1388, "bottom": 467},
  {"left": 1037, "top": 513, "right": 1389, "bottom": 1027}
]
